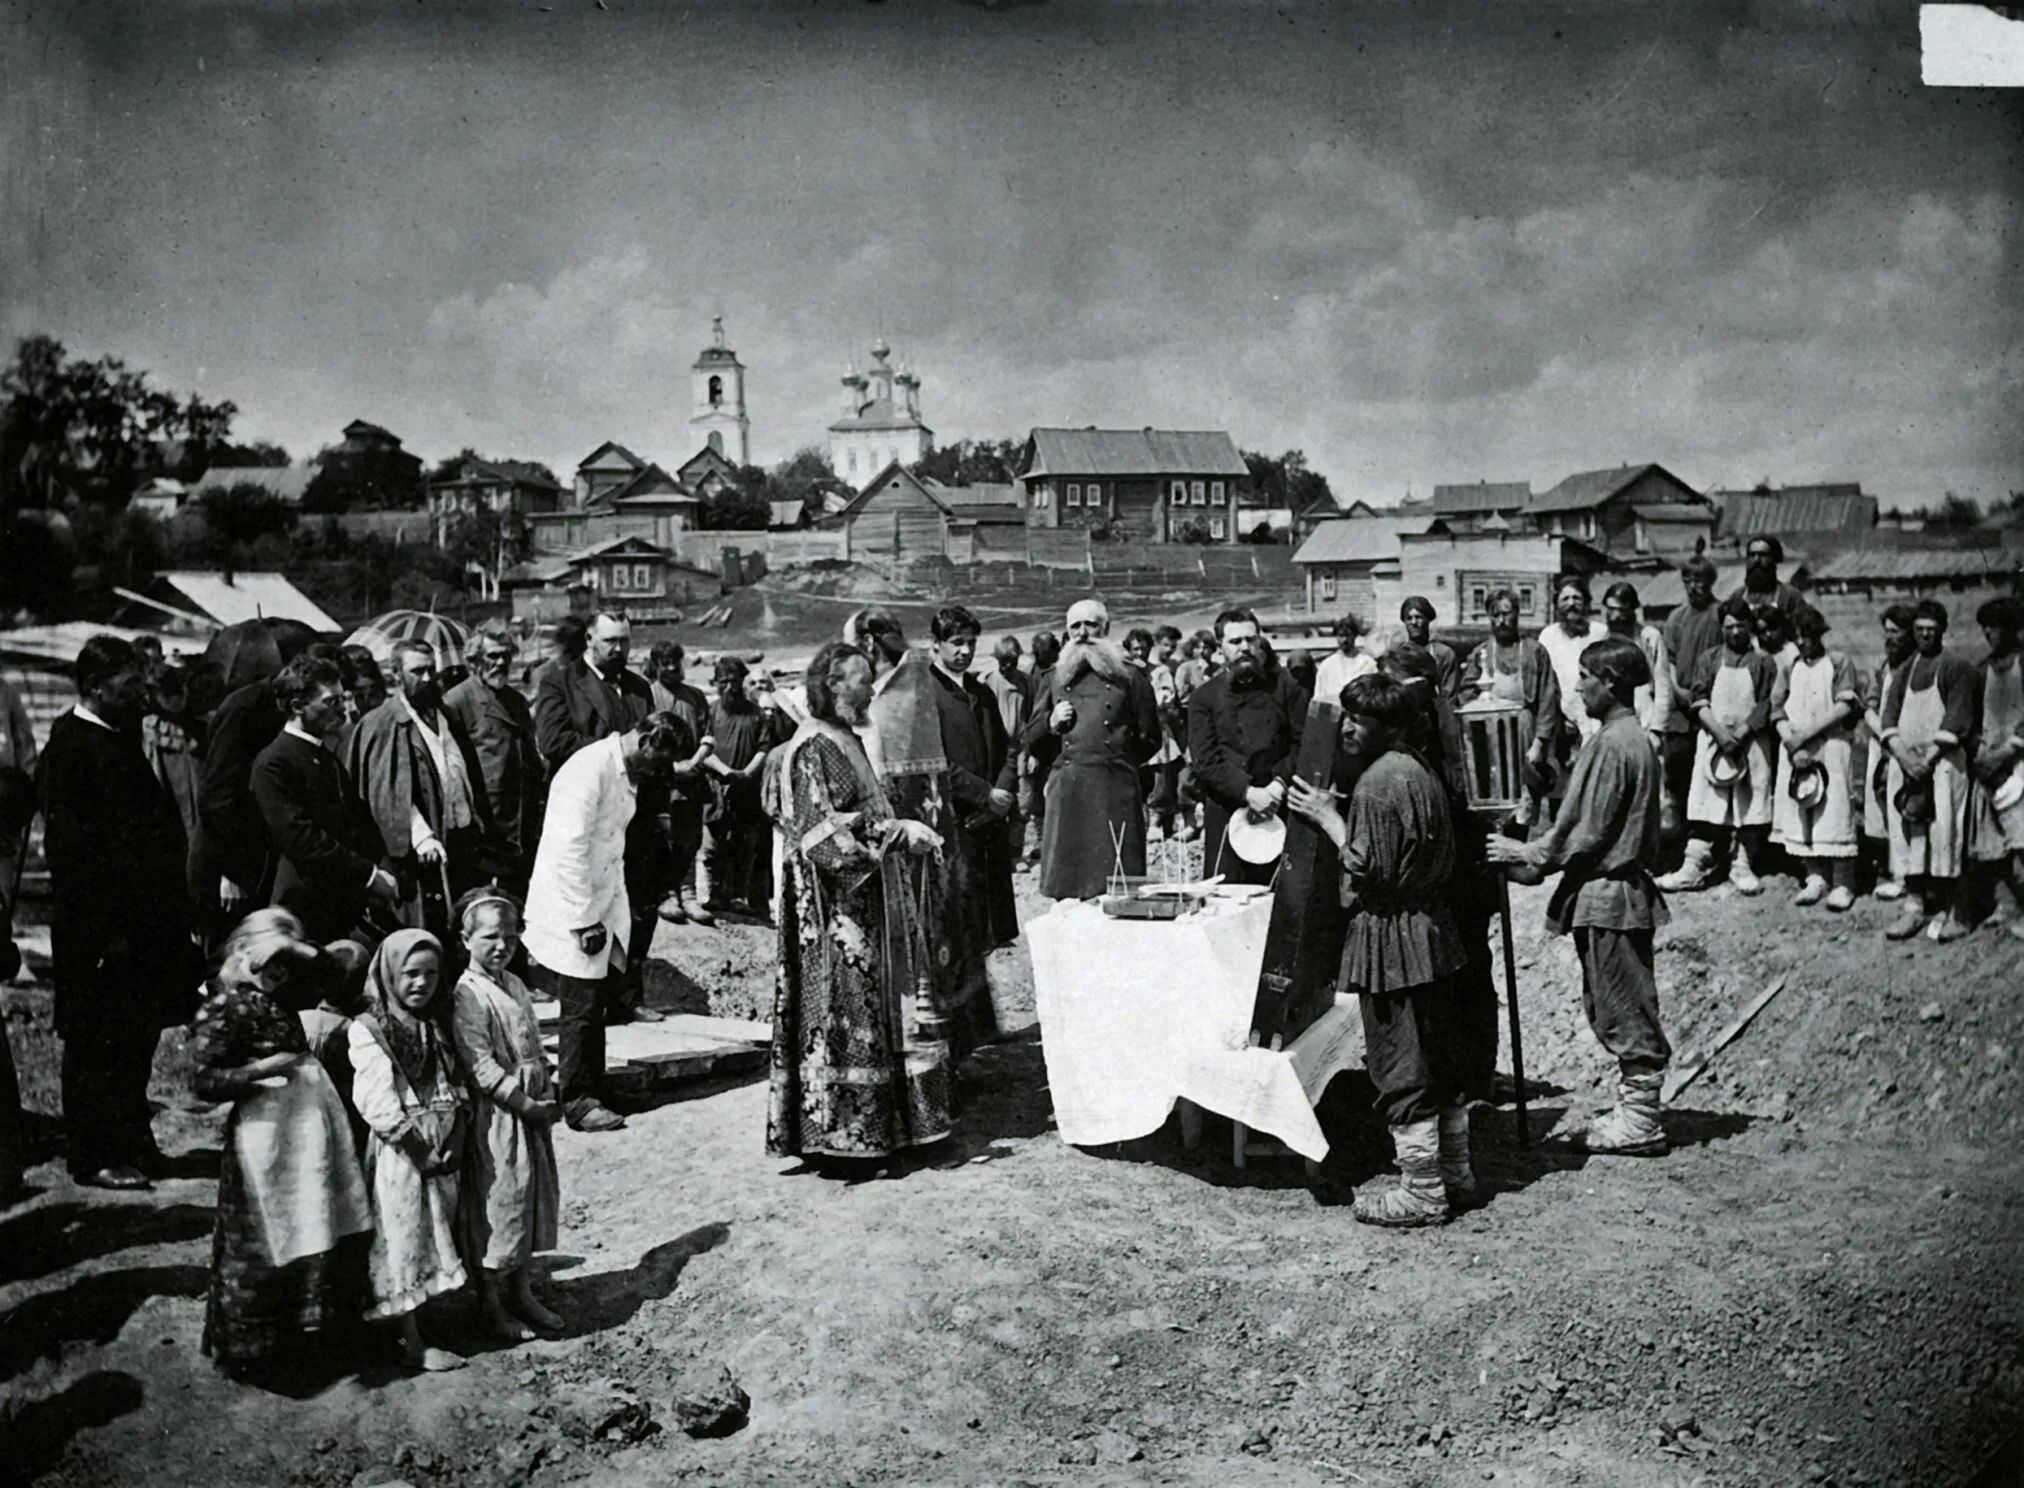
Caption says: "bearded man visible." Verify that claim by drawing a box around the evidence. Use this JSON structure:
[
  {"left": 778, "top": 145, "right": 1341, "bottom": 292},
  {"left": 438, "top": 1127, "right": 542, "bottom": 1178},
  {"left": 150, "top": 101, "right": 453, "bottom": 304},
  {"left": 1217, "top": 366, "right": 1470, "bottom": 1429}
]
[
  {"left": 1019, "top": 599, "right": 1162, "bottom": 900},
  {"left": 1186, "top": 607, "right": 1310, "bottom": 884}
]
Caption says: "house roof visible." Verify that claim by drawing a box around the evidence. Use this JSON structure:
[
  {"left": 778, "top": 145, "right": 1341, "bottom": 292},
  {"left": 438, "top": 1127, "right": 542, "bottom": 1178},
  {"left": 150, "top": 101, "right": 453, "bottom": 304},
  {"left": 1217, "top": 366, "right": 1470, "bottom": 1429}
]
[
  {"left": 1432, "top": 481, "right": 1532, "bottom": 516},
  {"left": 606, "top": 464, "right": 701, "bottom": 507},
  {"left": 430, "top": 457, "right": 563, "bottom": 492},
  {"left": 576, "top": 441, "right": 646, "bottom": 472},
  {"left": 1809, "top": 548, "right": 2023, "bottom": 584},
  {"left": 1021, "top": 427, "right": 1249, "bottom": 480},
  {"left": 1638, "top": 504, "right": 1718, "bottom": 525},
  {"left": 1625, "top": 565, "right": 1748, "bottom": 613},
  {"left": 153, "top": 571, "right": 340, "bottom": 631},
  {"left": 676, "top": 444, "right": 739, "bottom": 481},
  {"left": 1291, "top": 516, "right": 1443, "bottom": 567},
  {"left": 1712, "top": 487, "right": 1879, "bottom": 538},
  {"left": 194, "top": 464, "right": 318, "bottom": 504},
  {"left": 930, "top": 480, "right": 1021, "bottom": 511},
  {"left": 342, "top": 419, "right": 400, "bottom": 444},
  {"left": 829, "top": 398, "right": 931, "bottom": 433},
  {"left": 1526, "top": 464, "right": 1700, "bottom": 515}
]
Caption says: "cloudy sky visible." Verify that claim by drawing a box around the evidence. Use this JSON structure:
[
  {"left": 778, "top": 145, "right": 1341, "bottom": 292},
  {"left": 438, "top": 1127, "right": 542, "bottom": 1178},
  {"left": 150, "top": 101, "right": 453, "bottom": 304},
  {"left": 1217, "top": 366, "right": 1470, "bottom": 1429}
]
[{"left": 4, "top": 0, "right": 2019, "bottom": 507}]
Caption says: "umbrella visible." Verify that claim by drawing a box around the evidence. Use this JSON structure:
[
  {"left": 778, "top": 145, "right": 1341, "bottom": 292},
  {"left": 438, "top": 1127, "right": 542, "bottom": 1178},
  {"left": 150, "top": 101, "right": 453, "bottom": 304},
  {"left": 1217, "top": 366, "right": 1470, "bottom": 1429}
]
[
  {"left": 345, "top": 610, "right": 472, "bottom": 675},
  {"left": 202, "top": 617, "right": 322, "bottom": 691}
]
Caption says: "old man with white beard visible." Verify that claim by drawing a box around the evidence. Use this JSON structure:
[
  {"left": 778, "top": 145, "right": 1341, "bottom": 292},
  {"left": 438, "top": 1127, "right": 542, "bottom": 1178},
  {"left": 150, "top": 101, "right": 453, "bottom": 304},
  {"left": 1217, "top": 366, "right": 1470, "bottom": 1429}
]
[{"left": 1018, "top": 599, "right": 1163, "bottom": 900}]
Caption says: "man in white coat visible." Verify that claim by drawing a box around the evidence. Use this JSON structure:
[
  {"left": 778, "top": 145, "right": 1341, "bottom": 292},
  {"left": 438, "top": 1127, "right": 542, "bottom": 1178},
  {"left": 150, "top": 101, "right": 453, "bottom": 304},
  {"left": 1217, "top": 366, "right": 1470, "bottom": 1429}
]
[{"left": 524, "top": 713, "right": 689, "bottom": 1133}]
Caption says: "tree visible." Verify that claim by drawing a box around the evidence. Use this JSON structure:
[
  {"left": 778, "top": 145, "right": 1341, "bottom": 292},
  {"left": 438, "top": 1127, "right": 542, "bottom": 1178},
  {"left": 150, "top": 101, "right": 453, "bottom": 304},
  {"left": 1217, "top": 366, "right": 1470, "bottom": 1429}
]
[
  {"left": 1243, "top": 447, "right": 1334, "bottom": 518},
  {"left": 910, "top": 437, "right": 1023, "bottom": 487},
  {"left": 441, "top": 508, "right": 527, "bottom": 601},
  {"left": 302, "top": 441, "right": 425, "bottom": 513},
  {"left": 195, "top": 482, "right": 299, "bottom": 550},
  {"left": 207, "top": 440, "right": 292, "bottom": 469},
  {"left": 695, "top": 466, "right": 770, "bottom": 530}
]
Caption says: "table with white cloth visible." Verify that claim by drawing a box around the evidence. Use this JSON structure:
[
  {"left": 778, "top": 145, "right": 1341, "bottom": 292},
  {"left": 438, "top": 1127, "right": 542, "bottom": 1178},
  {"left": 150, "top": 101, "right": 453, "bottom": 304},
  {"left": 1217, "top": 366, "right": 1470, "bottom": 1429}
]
[{"left": 1027, "top": 893, "right": 1363, "bottom": 1166}]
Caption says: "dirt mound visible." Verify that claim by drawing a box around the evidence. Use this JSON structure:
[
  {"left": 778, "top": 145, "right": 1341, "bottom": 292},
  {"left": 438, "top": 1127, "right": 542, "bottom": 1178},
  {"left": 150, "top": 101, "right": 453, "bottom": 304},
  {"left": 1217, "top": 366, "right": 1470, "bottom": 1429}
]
[{"left": 759, "top": 561, "right": 910, "bottom": 601}]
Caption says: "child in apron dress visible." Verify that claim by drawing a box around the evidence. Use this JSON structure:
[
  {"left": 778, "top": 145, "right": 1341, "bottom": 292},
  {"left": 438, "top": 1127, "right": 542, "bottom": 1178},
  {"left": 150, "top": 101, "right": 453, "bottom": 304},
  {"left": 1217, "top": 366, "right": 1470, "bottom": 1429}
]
[
  {"left": 1967, "top": 597, "right": 2024, "bottom": 940},
  {"left": 1659, "top": 597, "right": 1778, "bottom": 895},
  {"left": 1858, "top": 606, "right": 1918, "bottom": 902},
  {"left": 1771, "top": 606, "right": 1862, "bottom": 910},
  {"left": 1879, "top": 600, "right": 1980, "bottom": 942}
]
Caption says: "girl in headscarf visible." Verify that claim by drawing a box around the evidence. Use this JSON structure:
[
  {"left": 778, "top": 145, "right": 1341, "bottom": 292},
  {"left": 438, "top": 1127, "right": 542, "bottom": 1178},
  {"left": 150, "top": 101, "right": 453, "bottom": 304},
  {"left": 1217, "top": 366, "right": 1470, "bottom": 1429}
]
[
  {"left": 347, "top": 928, "right": 469, "bottom": 1371},
  {"left": 188, "top": 909, "right": 373, "bottom": 1379},
  {"left": 449, "top": 889, "right": 564, "bottom": 1341}
]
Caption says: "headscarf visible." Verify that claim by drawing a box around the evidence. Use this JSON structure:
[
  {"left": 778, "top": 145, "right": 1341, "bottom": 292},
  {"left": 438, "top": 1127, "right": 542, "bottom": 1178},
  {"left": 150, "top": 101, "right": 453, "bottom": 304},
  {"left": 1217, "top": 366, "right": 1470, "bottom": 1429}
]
[{"left": 362, "top": 928, "right": 448, "bottom": 1091}]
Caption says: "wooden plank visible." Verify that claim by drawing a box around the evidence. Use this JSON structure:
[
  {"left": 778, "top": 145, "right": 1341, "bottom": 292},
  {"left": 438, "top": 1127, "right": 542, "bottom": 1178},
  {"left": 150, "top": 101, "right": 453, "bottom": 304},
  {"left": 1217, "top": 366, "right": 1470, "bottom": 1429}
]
[
  {"left": 1251, "top": 698, "right": 1349, "bottom": 1046},
  {"left": 1661, "top": 975, "right": 1787, "bottom": 1106}
]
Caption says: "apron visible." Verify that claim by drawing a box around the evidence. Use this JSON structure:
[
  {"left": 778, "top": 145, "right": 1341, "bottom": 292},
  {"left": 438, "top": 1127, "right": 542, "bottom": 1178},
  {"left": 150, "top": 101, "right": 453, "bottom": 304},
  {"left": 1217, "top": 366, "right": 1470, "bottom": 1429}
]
[
  {"left": 1772, "top": 655, "right": 1858, "bottom": 857},
  {"left": 1884, "top": 661, "right": 1967, "bottom": 879},
  {"left": 1687, "top": 658, "right": 1773, "bottom": 828},
  {"left": 1541, "top": 623, "right": 1605, "bottom": 745},
  {"left": 1862, "top": 659, "right": 1905, "bottom": 841},
  {"left": 1969, "top": 657, "right": 2024, "bottom": 860},
  {"left": 232, "top": 1053, "right": 373, "bottom": 1268}
]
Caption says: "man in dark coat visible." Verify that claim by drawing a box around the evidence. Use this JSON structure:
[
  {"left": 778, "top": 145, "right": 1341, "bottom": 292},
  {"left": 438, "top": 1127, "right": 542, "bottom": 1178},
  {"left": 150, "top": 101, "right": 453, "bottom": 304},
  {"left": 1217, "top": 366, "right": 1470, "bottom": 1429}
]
[
  {"left": 533, "top": 611, "right": 666, "bottom": 1018},
  {"left": 643, "top": 640, "right": 713, "bottom": 924},
  {"left": 1020, "top": 630, "right": 1061, "bottom": 866},
  {"left": 927, "top": 606, "right": 1020, "bottom": 948},
  {"left": 1020, "top": 600, "right": 1162, "bottom": 900},
  {"left": 40, "top": 635, "right": 199, "bottom": 1189},
  {"left": 701, "top": 656, "right": 791, "bottom": 917},
  {"left": 345, "top": 638, "right": 497, "bottom": 938},
  {"left": 193, "top": 676, "right": 285, "bottom": 937},
  {"left": 443, "top": 623, "right": 544, "bottom": 891},
  {"left": 252, "top": 653, "right": 401, "bottom": 943},
  {"left": 1187, "top": 607, "right": 1311, "bottom": 885}
]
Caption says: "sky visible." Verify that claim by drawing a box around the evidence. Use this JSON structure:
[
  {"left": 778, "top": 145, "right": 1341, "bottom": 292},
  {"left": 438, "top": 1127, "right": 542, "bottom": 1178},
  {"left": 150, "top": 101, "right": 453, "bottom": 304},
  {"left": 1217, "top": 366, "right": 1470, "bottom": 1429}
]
[{"left": 3, "top": 0, "right": 2020, "bottom": 509}]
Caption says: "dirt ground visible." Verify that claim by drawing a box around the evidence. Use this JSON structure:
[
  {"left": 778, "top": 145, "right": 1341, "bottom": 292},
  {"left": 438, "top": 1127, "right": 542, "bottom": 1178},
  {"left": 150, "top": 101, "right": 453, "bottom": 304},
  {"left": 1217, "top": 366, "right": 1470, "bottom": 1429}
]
[{"left": 5, "top": 855, "right": 2023, "bottom": 1487}]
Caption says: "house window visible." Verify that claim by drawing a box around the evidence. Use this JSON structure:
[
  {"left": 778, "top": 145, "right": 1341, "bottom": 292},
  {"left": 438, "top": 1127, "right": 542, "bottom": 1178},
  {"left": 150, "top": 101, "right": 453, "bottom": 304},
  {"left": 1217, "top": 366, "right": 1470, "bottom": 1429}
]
[
  {"left": 1171, "top": 479, "right": 1186, "bottom": 503},
  {"left": 1086, "top": 481, "right": 1102, "bottom": 507},
  {"left": 1191, "top": 481, "right": 1206, "bottom": 506},
  {"left": 1321, "top": 574, "right": 1338, "bottom": 601},
  {"left": 1211, "top": 480, "right": 1226, "bottom": 506},
  {"left": 1066, "top": 483, "right": 1081, "bottom": 507},
  {"left": 708, "top": 375, "right": 724, "bottom": 407},
  {"left": 609, "top": 565, "right": 629, "bottom": 593},
  {"left": 634, "top": 564, "right": 652, "bottom": 591},
  {"left": 1519, "top": 585, "right": 1536, "bottom": 613},
  {"left": 1209, "top": 517, "right": 1226, "bottom": 540}
]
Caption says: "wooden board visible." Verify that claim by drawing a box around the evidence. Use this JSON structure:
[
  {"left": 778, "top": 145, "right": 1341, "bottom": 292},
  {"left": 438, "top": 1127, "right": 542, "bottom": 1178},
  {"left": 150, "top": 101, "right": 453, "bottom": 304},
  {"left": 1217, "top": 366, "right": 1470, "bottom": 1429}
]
[{"left": 1250, "top": 698, "right": 1348, "bottom": 1047}]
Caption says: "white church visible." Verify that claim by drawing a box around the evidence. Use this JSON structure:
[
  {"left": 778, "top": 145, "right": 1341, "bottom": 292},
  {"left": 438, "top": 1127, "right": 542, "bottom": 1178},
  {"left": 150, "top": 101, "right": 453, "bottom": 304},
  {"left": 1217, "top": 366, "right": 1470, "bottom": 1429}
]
[{"left": 829, "top": 336, "right": 933, "bottom": 490}]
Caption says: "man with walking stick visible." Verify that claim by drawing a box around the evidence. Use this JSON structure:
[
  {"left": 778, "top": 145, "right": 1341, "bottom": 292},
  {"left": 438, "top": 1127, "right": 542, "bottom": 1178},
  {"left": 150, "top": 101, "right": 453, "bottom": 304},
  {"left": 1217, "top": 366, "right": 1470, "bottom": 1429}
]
[{"left": 1486, "top": 634, "right": 1673, "bottom": 1157}]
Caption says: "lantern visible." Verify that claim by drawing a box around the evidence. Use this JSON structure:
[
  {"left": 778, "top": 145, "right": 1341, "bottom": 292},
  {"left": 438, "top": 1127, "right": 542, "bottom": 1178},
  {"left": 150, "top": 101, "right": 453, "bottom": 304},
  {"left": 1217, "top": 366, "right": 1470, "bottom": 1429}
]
[{"left": 1456, "top": 697, "right": 1527, "bottom": 815}]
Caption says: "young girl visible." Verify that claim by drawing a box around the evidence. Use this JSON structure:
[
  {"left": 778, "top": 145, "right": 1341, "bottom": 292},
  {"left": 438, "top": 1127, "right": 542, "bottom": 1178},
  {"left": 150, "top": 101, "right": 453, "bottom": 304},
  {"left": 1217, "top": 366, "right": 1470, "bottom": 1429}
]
[
  {"left": 348, "top": 929, "right": 469, "bottom": 1372},
  {"left": 448, "top": 890, "right": 564, "bottom": 1340},
  {"left": 188, "top": 910, "right": 373, "bottom": 1380}
]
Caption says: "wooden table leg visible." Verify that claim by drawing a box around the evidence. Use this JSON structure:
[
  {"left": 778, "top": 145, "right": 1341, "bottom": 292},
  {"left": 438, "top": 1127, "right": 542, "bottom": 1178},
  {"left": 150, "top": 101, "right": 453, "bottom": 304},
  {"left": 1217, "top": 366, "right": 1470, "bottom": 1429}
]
[
  {"left": 1232, "top": 1120, "right": 1248, "bottom": 1170},
  {"left": 1178, "top": 1099, "right": 1202, "bottom": 1154}
]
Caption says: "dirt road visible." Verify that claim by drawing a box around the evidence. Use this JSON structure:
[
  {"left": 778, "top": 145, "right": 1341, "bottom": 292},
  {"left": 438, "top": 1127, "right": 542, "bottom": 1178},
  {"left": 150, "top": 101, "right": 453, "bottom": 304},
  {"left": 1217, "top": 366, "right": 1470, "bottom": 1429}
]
[{"left": 5, "top": 872, "right": 2022, "bottom": 1486}]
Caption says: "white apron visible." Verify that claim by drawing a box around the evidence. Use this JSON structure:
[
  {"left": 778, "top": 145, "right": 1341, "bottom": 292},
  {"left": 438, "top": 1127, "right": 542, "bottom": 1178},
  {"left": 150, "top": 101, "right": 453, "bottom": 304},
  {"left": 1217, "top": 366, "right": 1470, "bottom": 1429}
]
[
  {"left": 1884, "top": 663, "right": 1967, "bottom": 879},
  {"left": 233, "top": 1054, "right": 373, "bottom": 1268},
  {"left": 1540, "top": 621, "right": 1607, "bottom": 744},
  {"left": 1969, "top": 657, "right": 2024, "bottom": 860},
  {"left": 1479, "top": 640, "right": 1540, "bottom": 826},
  {"left": 1687, "top": 659, "right": 1774, "bottom": 828},
  {"left": 1773, "top": 655, "right": 1858, "bottom": 858},
  {"left": 1862, "top": 659, "right": 1905, "bottom": 841}
]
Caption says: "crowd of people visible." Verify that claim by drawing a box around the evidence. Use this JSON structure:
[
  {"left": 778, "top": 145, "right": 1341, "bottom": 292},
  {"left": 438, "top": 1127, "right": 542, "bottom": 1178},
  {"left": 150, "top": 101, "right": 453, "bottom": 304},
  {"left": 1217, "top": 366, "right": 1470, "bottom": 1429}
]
[{"left": 0, "top": 549, "right": 2018, "bottom": 1375}]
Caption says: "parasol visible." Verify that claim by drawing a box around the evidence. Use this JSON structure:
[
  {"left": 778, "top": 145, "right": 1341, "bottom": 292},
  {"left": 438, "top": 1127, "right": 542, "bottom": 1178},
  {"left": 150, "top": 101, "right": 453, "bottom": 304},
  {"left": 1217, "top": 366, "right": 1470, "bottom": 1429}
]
[
  {"left": 201, "top": 617, "right": 323, "bottom": 691},
  {"left": 345, "top": 610, "right": 471, "bottom": 674}
]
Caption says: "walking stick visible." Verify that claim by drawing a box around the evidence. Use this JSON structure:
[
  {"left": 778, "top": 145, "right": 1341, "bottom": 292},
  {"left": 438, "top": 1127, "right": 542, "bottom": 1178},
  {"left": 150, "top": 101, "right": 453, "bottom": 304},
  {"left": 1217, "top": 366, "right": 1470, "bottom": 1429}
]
[{"left": 1497, "top": 876, "right": 1530, "bottom": 1147}]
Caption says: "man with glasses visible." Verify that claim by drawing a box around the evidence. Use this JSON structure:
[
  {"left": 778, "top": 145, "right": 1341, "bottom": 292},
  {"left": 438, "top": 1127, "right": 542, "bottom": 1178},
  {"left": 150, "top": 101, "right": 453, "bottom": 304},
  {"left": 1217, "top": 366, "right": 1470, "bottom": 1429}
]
[{"left": 445, "top": 622, "right": 544, "bottom": 891}]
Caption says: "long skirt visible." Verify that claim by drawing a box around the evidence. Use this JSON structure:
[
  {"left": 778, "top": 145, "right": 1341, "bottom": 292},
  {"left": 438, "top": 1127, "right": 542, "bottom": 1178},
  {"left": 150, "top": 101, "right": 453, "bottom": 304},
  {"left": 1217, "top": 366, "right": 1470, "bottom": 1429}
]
[
  {"left": 768, "top": 856, "right": 952, "bottom": 1159},
  {"left": 204, "top": 1061, "right": 373, "bottom": 1366},
  {"left": 361, "top": 1113, "right": 466, "bottom": 1321}
]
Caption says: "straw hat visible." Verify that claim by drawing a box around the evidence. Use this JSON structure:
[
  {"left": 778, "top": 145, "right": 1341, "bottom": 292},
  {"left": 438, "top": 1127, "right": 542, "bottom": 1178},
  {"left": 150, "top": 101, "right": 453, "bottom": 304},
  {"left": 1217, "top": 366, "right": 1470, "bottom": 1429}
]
[
  {"left": 1993, "top": 770, "right": 2024, "bottom": 814},
  {"left": 1787, "top": 760, "right": 1829, "bottom": 810},
  {"left": 1706, "top": 749, "right": 1747, "bottom": 789},
  {"left": 1894, "top": 775, "right": 1934, "bottom": 826},
  {"left": 1225, "top": 808, "right": 1287, "bottom": 865}
]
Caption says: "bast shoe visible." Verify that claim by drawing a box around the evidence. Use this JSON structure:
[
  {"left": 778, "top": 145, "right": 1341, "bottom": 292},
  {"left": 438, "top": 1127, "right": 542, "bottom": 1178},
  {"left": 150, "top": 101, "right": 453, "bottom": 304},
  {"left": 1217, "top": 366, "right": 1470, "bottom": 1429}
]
[
  {"left": 1928, "top": 912, "right": 1969, "bottom": 944},
  {"left": 1793, "top": 875, "right": 1827, "bottom": 906},
  {"left": 1873, "top": 878, "right": 1907, "bottom": 901},
  {"left": 1351, "top": 1118, "right": 1449, "bottom": 1228},
  {"left": 1580, "top": 1070, "right": 1667, "bottom": 1157},
  {"left": 1824, "top": 885, "right": 1856, "bottom": 912},
  {"left": 1884, "top": 905, "right": 1928, "bottom": 940}
]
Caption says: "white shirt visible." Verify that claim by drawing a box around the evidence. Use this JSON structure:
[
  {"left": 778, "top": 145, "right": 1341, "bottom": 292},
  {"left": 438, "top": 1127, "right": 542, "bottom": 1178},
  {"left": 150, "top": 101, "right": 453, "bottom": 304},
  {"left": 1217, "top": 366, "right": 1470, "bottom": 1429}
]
[
  {"left": 399, "top": 695, "right": 476, "bottom": 851},
  {"left": 523, "top": 734, "right": 636, "bottom": 980},
  {"left": 1314, "top": 648, "right": 1377, "bottom": 707}
]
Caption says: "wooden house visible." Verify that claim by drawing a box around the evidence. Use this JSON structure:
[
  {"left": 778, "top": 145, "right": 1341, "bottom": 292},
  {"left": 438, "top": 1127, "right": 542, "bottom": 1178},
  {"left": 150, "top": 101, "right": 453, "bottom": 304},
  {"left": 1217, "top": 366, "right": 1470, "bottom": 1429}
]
[
  {"left": 1017, "top": 427, "right": 1251, "bottom": 544},
  {"left": 1289, "top": 516, "right": 1446, "bottom": 617},
  {"left": 501, "top": 536, "right": 724, "bottom": 624},
  {"left": 1522, "top": 464, "right": 1713, "bottom": 555},
  {"left": 1430, "top": 481, "right": 1532, "bottom": 534},
  {"left": 1710, "top": 484, "right": 1879, "bottom": 545},
  {"left": 827, "top": 462, "right": 1023, "bottom": 564},
  {"left": 1375, "top": 531, "right": 1608, "bottom": 632},
  {"left": 426, "top": 457, "right": 566, "bottom": 546}
]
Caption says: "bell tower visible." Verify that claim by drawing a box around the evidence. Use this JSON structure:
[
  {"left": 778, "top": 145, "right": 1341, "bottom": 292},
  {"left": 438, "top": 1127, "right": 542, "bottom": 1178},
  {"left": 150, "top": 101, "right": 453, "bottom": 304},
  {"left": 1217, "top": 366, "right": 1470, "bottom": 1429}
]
[{"left": 690, "top": 316, "right": 750, "bottom": 467}]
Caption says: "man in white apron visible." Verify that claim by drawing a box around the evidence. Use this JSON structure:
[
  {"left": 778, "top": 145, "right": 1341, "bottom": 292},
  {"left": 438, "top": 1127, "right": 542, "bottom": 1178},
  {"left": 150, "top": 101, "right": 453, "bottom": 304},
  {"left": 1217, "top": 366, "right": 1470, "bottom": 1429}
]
[
  {"left": 1859, "top": 606, "right": 1917, "bottom": 902},
  {"left": 1658, "top": 597, "right": 1778, "bottom": 895},
  {"left": 1967, "top": 597, "right": 2024, "bottom": 940},
  {"left": 1879, "top": 599, "right": 1980, "bottom": 942},
  {"left": 1462, "top": 588, "right": 1560, "bottom": 830},
  {"left": 1771, "top": 606, "right": 1862, "bottom": 910},
  {"left": 1537, "top": 575, "right": 1609, "bottom": 820}
]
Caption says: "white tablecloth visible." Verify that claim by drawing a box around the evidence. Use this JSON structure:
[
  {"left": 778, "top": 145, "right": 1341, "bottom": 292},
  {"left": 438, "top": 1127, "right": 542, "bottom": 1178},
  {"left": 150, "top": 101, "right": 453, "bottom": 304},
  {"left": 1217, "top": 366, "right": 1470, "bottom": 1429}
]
[{"left": 1028, "top": 896, "right": 1363, "bottom": 1162}]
